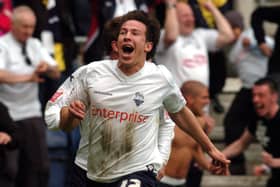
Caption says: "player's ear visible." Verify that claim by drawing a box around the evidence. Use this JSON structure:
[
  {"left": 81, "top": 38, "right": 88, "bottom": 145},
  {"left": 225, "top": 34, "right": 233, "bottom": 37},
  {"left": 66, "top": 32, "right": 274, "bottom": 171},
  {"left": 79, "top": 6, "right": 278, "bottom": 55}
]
[
  {"left": 111, "top": 41, "right": 118, "bottom": 53},
  {"left": 144, "top": 42, "right": 153, "bottom": 53}
]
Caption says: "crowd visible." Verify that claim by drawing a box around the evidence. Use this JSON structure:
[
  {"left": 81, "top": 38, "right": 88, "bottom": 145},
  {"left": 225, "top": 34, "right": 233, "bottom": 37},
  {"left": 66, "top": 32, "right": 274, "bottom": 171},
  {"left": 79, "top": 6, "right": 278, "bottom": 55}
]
[{"left": 0, "top": 0, "right": 279, "bottom": 187}]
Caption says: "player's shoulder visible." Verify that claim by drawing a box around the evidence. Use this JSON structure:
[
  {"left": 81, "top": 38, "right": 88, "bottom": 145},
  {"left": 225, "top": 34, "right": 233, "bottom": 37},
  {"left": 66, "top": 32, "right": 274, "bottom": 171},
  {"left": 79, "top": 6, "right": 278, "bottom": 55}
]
[
  {"left": 153, "top": 63, "right": 175, "bottom": 85},
  {"left": 86, "top": 59, "right": 115, "bottom": 69}
]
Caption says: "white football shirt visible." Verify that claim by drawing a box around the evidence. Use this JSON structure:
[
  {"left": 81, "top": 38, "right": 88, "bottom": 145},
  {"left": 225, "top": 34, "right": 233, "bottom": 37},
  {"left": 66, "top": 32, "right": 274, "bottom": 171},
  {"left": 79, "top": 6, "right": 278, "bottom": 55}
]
[{"left": 45, "top": 59, "right": 185, "bottom": 182}]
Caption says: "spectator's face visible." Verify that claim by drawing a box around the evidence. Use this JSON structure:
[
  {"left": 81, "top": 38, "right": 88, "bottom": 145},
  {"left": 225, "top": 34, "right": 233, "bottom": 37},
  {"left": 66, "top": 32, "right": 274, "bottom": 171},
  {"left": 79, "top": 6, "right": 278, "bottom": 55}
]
[
  {"left": 12, "top": 13, "right": 36, "bottom": 43},
  {"left": 176, "top": 3, "right": 195, "bottom": 36},
  {"left": 186, "top": 87, "right": 210, "bottom": 116},
  {"left": 252, "top": 85, "right": 278, "bottom": 119},
  {"left": 115, "top": 20, "right": 152, "bottom": 70}
]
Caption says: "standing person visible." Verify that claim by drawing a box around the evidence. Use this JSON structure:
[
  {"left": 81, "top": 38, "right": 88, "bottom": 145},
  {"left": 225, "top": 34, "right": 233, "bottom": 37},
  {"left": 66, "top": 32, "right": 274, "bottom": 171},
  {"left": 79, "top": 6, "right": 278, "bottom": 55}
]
[
  {"left": 158, "top": 80, "right": 219, "bottom": 187},
  {"left": 13, "top": 2, "right": 80, "bottom": 186},
  {"left": 45, "top": 10, "right": 229, "bottom": 187},
  {"left": 0, "top": 5, "right": 60, "bottom": 187},
  {"left": 155, "top": 0, "right": 234, "bottom": 89},
  {"left": 251, "top": 6, "right": 280, "bottom": 83},
  {"left": 223, "top": 77, "right": 280, "bottom": 187},
  {"left": 223, "top": 10, "right": 274, "bottom": 174}
]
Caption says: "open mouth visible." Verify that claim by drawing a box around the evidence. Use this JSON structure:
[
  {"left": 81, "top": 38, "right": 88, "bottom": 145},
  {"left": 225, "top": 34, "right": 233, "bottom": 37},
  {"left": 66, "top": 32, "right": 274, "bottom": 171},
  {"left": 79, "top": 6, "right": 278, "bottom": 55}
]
[
  {"left": 254, "top": 103, "right": 264, "bottom": 111},
  {"left": 122, "top": 45, "right": 134, "bottom": 54}
]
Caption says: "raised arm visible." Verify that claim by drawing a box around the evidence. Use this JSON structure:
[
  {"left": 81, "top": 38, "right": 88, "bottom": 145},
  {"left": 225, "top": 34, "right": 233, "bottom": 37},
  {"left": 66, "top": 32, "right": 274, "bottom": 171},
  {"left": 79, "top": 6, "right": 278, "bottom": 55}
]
[
  {"left": 251, "top": 6, "right": 280, "bottom": 57},
  {"left": 203, "top": 1, "right": 234, "bottom": 48},
  {"left": 162, "top": 0, "right": 179, "bottom": 48}
]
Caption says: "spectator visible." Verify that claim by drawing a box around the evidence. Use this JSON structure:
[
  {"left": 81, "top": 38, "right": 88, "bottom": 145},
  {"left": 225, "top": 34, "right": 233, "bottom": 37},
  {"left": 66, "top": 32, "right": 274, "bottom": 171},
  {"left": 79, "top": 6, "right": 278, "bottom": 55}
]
[
  {"left": 158, "top": 80, "right": 224, "bottom": 187},
  {"left": 45, "top": 10, "right": 229, "bottom": 187},
  {"left": 223, "top": 77, "right": 280, "bottom": 187},
  {"left": 0, "top": 5, "right": 60, "bottom": 187},
  {"left": 155, "top": 0, "right": 233, "bottom": 138},
  {"left": 155, "top": 0, "right": 233, "bottom": 94},
  {"left": 251, "top": 6, "right": 280, "bottom": 82},
  {"left": 223, "top": 10, "right": 274, "bottom": 174},
  {"left": 13, "top": 2, "right": 80, "bottom": 186}
]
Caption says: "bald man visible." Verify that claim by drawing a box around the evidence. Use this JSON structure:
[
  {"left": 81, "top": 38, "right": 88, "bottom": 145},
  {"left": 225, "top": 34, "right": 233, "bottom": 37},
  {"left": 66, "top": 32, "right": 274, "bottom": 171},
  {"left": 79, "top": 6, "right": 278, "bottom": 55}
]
[{"left": 158, "top": 80, "right": 222, "bottom": 187}]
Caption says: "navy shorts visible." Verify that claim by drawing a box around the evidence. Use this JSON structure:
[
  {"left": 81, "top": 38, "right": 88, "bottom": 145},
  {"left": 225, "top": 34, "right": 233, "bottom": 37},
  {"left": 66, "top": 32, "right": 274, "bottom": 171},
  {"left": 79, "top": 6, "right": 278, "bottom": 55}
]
[{"left": 86, "top": 170, "right": 157, "bottom": 187}]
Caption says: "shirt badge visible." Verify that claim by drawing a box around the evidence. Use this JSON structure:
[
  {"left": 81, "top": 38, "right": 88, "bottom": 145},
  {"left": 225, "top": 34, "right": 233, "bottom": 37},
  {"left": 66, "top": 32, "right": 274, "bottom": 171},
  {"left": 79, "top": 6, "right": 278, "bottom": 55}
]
[{"left": 133, "top": 92, "right": 144, "bottom": 106}]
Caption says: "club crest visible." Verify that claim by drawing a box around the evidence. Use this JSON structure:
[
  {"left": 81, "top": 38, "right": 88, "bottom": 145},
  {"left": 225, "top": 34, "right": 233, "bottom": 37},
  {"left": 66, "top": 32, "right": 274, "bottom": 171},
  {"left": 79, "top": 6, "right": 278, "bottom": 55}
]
[{"left": 133, "top": 92, "right": 144, "bottom": 106}]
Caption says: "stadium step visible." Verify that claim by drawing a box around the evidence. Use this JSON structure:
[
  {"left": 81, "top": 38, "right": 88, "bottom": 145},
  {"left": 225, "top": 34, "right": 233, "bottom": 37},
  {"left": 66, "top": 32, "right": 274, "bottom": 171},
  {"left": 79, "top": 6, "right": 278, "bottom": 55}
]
[{"left": 201, "top": 175, "right": 268, "bottom": 187}]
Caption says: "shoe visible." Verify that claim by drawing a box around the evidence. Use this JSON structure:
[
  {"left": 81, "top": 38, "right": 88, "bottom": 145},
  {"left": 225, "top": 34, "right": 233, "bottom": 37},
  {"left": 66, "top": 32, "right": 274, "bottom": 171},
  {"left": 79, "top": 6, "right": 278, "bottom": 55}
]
[{"left": 212, "top": 96, "right": 224, "bottom": 113}]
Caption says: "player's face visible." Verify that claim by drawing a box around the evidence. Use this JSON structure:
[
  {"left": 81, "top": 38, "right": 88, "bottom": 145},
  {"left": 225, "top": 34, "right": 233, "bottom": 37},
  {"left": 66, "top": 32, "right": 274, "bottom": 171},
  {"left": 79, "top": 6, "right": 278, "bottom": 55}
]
[
  {"left": 252, "top": 85, "right": 277, "bottom": 118},
  {"left": 176, "top": 3, "right": 195, "bottom": 36},
  {"left": 12, "top": 13, "right": 36, "bottom": 43},
  {"left": 187, "top": 88, "right": 210, "bottom": 116},
  {"left": 115, "top": 20, "right": 152, "bottom": 74}
]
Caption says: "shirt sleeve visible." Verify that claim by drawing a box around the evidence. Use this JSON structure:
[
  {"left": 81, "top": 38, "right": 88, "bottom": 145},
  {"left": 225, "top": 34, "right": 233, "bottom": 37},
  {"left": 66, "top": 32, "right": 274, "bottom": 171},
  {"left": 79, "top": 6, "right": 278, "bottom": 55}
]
[
  {"left": 157, "top": 65, "right": 186, "bottom": 113},
  {"left": 157, "top": 108, "right": 175, "bottom": 165},
  {"left": 33, "top": 38, "right": 57, "bottom": 67},
  {"left": 44, "top": 66, "right": 89, "bottom": 130},
  {"left": 0, "top": 43, "right": 8, "bottom": 69},
  {"left": 196, "top": 28, "right": 219, "bottom": 52}
]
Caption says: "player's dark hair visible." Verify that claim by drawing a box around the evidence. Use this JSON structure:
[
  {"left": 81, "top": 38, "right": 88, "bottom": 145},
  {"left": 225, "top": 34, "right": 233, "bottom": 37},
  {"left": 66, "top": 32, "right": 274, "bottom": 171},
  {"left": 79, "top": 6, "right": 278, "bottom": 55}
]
[
  {"left": 119, "top": 10, "right": 161, "bottom": 60},
  {"left": 255, "top": 77, "right": 279, "bottom": 93}
]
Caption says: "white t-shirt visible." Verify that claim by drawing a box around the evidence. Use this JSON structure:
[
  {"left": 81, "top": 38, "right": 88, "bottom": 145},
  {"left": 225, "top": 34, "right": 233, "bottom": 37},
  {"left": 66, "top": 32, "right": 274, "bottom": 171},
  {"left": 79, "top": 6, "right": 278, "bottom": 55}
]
[
  {"left": 0, "top": 33, "right": 57, "bottom": 121},
  {"left": 45, "top": 60, "right": 184, "bottom": 182},
  {"left": 228, "top": 28, "right": 274, "bottom": 88},
  {"left": 156, "top": 29, "right": 218, "bottom": 87}
]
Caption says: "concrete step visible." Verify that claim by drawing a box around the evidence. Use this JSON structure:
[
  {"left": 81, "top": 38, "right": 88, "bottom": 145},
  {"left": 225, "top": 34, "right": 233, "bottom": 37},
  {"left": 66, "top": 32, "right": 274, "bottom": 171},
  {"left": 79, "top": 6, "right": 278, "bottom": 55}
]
[{"left": 201, "top": 175, "right": 268, "bottom": 187}]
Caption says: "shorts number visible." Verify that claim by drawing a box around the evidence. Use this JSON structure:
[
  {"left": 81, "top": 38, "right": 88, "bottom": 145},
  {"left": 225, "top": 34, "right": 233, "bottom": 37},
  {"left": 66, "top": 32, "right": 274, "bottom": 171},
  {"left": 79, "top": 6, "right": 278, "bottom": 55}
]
[{"left": 120, "top": 179, "right": 141, "bottom": 187}]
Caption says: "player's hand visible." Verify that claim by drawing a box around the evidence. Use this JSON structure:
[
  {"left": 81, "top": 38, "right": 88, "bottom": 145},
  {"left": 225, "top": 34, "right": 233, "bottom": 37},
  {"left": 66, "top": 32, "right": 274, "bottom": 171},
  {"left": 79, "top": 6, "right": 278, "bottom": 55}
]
[
  {"left": 242, "top": 37, "right": 251, "bottom": 48},
  {"left": 29, "top": 72, "right": 45, "bottom": 83},
  {"left": 35, "top": 61, "right": 49, "bottom": 74},
  {"left": 203, "top": 114, "right": 215, "bottom": 134},
  {"left": 262, "top": 151, "right": 275, "bottom": 167},
  {"left": 202, "top": 0, "right": 216, "bottom": 12},
  {"left": 0, "top": 132, "right": 12, "bottom": 145},
  {"left": 210, "top": 159, "right": 230, "bottom": 175},
  {"left": 69, "top": 100, "right": 86, "bottom": 120},
  {"left": 259, "top": 43, "right": 272, "bottom": 57},
  {"left": 156, "top": 165, "right": 166, "bottom": 181},
  {"left": 207, "top": 148, "right": 230, "bottom": 175}
]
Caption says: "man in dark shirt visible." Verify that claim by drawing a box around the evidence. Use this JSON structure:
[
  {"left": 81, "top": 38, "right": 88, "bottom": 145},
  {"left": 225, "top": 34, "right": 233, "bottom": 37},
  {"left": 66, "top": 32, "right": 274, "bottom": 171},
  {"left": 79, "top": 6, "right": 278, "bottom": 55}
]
[{"left": 223, "top": 77, "right": 280, "bottom": 187}]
